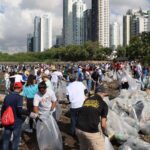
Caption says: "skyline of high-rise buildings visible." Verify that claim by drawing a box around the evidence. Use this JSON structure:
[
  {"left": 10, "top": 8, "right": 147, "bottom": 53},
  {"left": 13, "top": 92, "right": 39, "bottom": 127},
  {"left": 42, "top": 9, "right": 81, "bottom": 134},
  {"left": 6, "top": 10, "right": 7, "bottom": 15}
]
[
  {"left": 63, "top": 0, "right": 110, "bottom": 47},
  {"left": 27, "top": 1, "right": 150, "bottom": 52}
]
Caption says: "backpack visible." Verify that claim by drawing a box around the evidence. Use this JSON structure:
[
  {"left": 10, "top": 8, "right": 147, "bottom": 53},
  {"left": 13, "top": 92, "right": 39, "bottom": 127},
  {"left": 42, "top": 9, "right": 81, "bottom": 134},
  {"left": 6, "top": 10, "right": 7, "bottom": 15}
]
[{"left": 1, "top": 106, "right": 15, "bottom": 126}]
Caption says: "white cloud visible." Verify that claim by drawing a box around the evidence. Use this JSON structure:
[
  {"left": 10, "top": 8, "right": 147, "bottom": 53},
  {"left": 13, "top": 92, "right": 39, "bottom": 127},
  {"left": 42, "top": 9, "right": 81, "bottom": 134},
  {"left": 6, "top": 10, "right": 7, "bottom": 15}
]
[
  {"left": 3, "top": 0, "right": 22, "bottom": 8},
  {"left": 0, "top": 0, "right": 63, "bottom": 51},
  {"left": 110, "top": 0, "right": 150, "bottom": 15},
  {"left": 0, "top": 0, "right": 150, "bottom": 52}
]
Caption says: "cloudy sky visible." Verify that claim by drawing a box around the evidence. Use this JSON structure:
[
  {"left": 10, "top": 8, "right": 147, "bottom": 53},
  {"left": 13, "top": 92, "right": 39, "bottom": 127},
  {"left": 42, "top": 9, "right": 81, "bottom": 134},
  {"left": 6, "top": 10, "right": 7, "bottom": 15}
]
[{"left": 0, "top": 0, "right": 150, "bottom": 53}]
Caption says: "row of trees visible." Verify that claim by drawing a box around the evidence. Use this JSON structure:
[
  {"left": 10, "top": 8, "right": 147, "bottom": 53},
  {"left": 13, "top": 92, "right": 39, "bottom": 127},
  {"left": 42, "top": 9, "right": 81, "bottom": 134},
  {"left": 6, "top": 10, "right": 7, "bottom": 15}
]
[
  {"left": 0, "top": 42, "right": 112, "bottom": 62},
  {"left": 1, "top": 32, "right": 150, "bottom": 64},
  {"left": 117, "top": 32, "right": 150, "bottom": 65}
]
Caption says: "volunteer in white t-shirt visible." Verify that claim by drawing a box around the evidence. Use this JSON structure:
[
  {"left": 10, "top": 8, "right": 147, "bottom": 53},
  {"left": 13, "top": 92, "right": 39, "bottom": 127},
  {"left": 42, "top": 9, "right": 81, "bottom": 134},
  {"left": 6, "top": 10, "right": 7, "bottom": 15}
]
[
  {"left": 51, "top": 70, "right": 64, "bottom": 93},
  {"left": 66, "top": 74, "right": 87, "bottom": 136},
  {"left": 33, "top": 81, "right": 57, "bottom": 116},
  {"left": 10, "top": 71, "right": 24, "bottom": 83}
]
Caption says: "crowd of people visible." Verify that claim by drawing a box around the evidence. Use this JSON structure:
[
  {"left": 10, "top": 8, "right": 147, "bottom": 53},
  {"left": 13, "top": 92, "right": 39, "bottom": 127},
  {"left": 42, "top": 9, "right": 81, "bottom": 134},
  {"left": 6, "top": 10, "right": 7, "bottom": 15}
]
[{"left": 0, "top": 61, "right": 150, "bottom": 150}]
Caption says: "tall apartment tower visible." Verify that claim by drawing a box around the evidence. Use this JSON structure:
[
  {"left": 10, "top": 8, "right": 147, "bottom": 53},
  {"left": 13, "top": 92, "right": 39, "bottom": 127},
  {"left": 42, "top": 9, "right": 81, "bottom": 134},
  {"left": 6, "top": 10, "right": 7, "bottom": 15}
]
[
  {"left": 123, "top": 9, "right": 149, "bottom": 46},
  {"left": 123, "top": 14, "right": 131, "bottom": 46},
  {"left": 27, "top": 34, "right": 34, "bottom": 52},
  {"left": 33, "top": 16, "right": 41, "bottom": 52},
  {"left": 91, "top": 0, "right": 110, "bottom": 47},
  {"left": 148, "top": 11, "right": 150, "bottom": 31},
  {"left": 84, "top": 9, "right": 92, "bottom": 42},
  {"left": 40, "top": 15, "right": 52, "bottom": 52},
  {"left": 72, "top": 0, "right": 87, "bottom": 45},
  {"left": 63, "top": 0, "right": 77, "bottom": 46},
  {"left": 110, "top": 21, "right": 120, "bottom": 49},
  {"left": 33, "top": 15, "right": 52, "bottom": 52}
]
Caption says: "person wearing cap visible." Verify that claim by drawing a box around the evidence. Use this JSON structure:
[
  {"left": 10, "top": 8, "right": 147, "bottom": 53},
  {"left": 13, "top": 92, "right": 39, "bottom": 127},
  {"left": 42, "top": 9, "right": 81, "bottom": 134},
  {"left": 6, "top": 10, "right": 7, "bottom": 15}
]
[
  {"left": 1, "top": 82, "right": 27, "bottom": 150},
  {"left": 76, "top": 85, "right": 108, "bottom": 150},
  {"left": 66, "top": 74, "right": 88, "bottom": 136}
]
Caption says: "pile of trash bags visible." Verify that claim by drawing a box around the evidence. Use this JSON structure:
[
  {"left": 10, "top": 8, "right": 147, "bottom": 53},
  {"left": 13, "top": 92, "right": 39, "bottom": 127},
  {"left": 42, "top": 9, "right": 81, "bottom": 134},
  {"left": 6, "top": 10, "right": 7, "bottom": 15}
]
[{"left": 104, "top": 71, "right": 150, "bottom": 149}]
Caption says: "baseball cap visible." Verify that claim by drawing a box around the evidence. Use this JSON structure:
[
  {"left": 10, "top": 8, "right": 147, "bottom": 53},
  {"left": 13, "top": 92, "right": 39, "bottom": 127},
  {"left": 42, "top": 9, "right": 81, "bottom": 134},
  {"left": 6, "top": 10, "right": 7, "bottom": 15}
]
[{"left": 13, "top": 82, "right": 23, "bottom": 90}]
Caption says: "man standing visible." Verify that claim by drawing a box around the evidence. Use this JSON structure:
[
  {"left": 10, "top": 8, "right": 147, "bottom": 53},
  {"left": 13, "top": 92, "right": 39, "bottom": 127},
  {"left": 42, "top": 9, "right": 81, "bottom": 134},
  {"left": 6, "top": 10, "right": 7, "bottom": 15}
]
[
  {"left": 1, "top": 82, "right": 25, "bottom": 150},
  {"left": 76, "top": 85, "right": 108, "bottom": 150},
  {"left": 66, "top": 74, "right": 87, "bottom": 136}
]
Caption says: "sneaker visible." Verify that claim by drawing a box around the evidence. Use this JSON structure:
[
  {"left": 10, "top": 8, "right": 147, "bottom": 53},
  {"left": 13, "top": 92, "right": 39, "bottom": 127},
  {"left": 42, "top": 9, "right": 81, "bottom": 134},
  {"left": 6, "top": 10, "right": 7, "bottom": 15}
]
[{"left": 24, "top": 128, "right": 33, "bottom": 133}]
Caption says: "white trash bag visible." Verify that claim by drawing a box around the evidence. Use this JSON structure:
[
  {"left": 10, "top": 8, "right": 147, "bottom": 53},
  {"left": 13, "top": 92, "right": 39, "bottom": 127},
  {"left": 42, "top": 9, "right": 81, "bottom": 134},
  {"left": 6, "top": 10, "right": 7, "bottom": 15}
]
[
  {"left": 118, "top": 137, "right": 150, "bottom": 150},
  {"left": 107, "top": 110, "right": 138, "bottom": 143},
  {"left": 56, "top": 102, "right": 62, "bottom": 121},
  {"left": 36, "top": 114, "right": 63, "bottom": 150},
  {"left": 140, "top": 121, "right": 150, "bottom": 135},
  {"left": 22, "top": 117, "right": 30, "bottom": 131},
  {"left": 113, "top": 71, "right": 117, "bottom": 80},
  {"left": 105, "top": 136, "right": 114, "bottom": 150}
]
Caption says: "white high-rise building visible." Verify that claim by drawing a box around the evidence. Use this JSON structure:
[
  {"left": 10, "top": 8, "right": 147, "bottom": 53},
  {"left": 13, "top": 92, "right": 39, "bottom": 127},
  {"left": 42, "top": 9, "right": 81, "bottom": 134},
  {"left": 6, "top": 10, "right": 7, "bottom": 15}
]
[
  {"left": 110, "top": 22, "right": 120, "bottom": 49},
  {"left": 33, "top": 16, "right": 41, "bottom": 52},
  {"left": 92, "top": 0, "right": 110, "bottom": 47},
  {"left": 148, "top": 11, "right": 150, "bottom": 31},
  {"left": 33, "top": 15, "right": 52, "bottom": 52},
  {"left": 72, "top": 0, "right": 86, "bottom": 45},
  {"left": 40, "top": 15, "right": 52, "bottom": 52},
  {"left": 123, "top": 9, "right": 149, "bottom": 46},
  {"left": 63, "top": 0, "right": 77, "bottom": 46},
  {"left": 123, "top": 15, "right": 131, "bottom": 46}
]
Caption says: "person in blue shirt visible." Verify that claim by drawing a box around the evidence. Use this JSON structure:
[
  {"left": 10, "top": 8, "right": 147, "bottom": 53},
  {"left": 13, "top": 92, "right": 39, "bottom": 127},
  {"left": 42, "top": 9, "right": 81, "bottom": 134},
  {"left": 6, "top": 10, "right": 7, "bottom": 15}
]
[
  {"left": 1, "top": 82, "right": 26, "bottom": 150},
  {"left": 23, "top": 74, "right": 38, "bottom": 133}
]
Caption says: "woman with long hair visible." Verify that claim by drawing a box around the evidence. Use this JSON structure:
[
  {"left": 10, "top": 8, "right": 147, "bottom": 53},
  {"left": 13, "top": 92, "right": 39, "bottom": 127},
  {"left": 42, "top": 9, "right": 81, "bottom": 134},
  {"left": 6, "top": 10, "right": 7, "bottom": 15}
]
[{"left": 23, "top": 74, "right": 38, "bottom": 132}]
